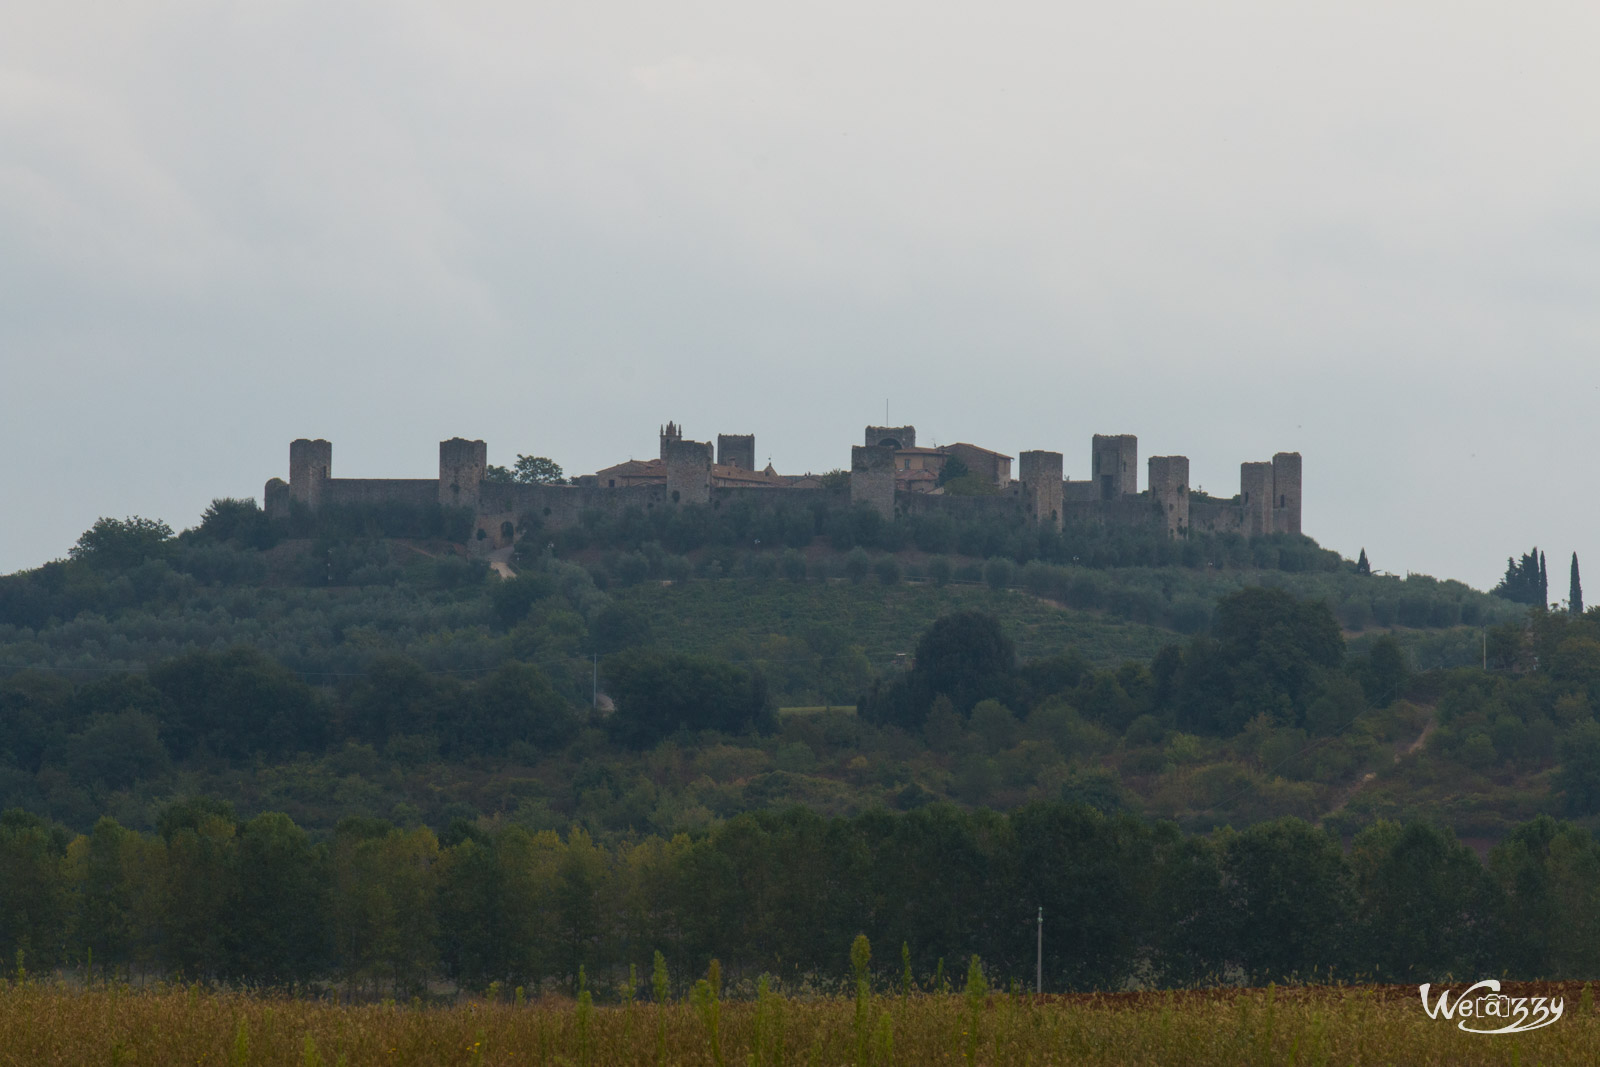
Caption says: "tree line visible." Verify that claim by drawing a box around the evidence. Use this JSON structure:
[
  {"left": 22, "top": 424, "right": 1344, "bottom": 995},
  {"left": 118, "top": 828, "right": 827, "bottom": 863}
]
[{"left": 4, "top": 801, "right": 1600, "bottom": 993}]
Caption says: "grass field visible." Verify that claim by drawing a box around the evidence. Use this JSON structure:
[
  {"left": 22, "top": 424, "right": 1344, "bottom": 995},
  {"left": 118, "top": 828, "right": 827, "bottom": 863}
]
[{"left": 5, "top": 982, "right": 1597, "bottom": 1066}]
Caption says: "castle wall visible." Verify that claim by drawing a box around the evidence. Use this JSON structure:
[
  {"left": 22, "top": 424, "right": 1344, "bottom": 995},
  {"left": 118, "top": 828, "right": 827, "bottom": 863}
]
[
  {"left": 717, "top": 434, "right": 756, "bottom": 470},
  {"left": 897, "top": 486, "right": 1026, "bottom": 523},
  {"left": 1091, "top": 434, "right": 1138, "bottom": 499},
  {"left": 1018, "top": 450, "right": 1064, "bottom": 529},
  {"left": 850, "top": 444, "right": 897, "bottom": 519},
  {"left": 1147, "top": 455, "right": 1190, "bottom": 538},
  {"left": 323, "top": 478, "right": 439, "bottom": 509},
  {"left": 289, "top": 439, "right": 332, "bottom": 511},
  {"left": 1060, "top": 493, "right": 1165, "bottom": 529},
  {"left": 265, "top": 431, "right": 1304, "bottom": 547},
  {"left": 1063, "top": 480, "right": 1100, "bottom": 504},
  {"left": 439, "top": 438, "right": 487, "bottom": 512},
  {"left": 1189, "top": 498, "right": 1247, "bottom": 535},
  {"left": 1273, "top": 451, "right": 1302, "bottom": 535},
  {"left": 1240, "top": 461, "right": 1274, "bottom": 538}
]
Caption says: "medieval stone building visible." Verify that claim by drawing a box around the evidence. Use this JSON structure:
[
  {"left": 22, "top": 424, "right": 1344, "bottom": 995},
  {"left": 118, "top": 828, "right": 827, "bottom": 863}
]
[{"left": 264, "top": 422, "right": 1301, "bottom": 551}]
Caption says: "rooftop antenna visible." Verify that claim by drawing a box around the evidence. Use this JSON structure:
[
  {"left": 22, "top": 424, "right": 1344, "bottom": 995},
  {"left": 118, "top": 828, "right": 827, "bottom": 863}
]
[{"left": 885, "top": 398, "right": 889, "bottom": 423}]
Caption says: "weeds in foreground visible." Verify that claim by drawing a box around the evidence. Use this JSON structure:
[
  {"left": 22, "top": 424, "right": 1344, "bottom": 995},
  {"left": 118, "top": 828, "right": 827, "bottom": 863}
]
[{"left": 0, "top": 977, "right": 1597, "bottom": 1065}]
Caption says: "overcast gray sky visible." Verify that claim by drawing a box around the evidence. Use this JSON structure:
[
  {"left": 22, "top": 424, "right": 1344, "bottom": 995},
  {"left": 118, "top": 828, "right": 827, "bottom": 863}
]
[{"left": 4, "top": 3, "right": 1598, "bottom": 590}]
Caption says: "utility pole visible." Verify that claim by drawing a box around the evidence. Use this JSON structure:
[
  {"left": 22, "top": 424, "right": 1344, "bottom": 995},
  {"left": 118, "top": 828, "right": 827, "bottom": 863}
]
[{"left": 1036, "top": 906, "right": 1043, "bottom": 995}]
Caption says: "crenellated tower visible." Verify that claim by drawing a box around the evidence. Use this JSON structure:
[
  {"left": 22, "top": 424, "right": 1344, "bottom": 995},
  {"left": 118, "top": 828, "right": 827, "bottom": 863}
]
[
  {"left": 439, "top": 438, "right": 487, "bottom": 511},
  {"left": 1147, "top": 455, "right": 1190, "bottom": 538}
]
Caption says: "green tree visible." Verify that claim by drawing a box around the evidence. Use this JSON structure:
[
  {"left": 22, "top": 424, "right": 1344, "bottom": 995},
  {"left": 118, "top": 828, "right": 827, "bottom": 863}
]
[
  {"left": 513, "top": 456, "right": 565, "bottom": 484},
  {"left": 226, "top": 813, "right": 329, "bottom": 985},
  {"left": 66, "top": 818, "right": 133, "bottom": 973},
  {"left": 605, "top": 652, "right": 774, "bottom": 747},
  {"left": 0, "top": 811, "right": 69, "bottom": 970},
  {"left": 1220, "top": 818, "right": 1354, "bottom": 982},
  {"left": 1348, "top": 821, "right": 1486, "bottom": 980},
  {"left": 1572, "top": 553, "right": 1584, "bottom": 615},
  {"left": 1495, "top": 547, "right": 1548, "bottom": 606},
  {"left": 1555, "top": 721, "right": 1600, "bottom": 816},
  {"left": 464, "top": 662, "right": 581, "bottom": 752},
  {"left": 194, "top": 498, "right": 276, "bottom": 549},
  {"left": 936, "top": 456, "right": 969, "bottom": 487},
  {"left": 69, "top": 516, "right": 174, "bottom": 569},
  {"left": 150, "top": 646, "right": 326, "bottom": 760},
  {"left": 160, "top": 809, "right": 237, "bottom": 978}
]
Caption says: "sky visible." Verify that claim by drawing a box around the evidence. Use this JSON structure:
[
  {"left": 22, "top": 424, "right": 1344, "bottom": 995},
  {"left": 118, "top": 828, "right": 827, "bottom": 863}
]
[{"left": 3, "top": 2, "right": 1598, "bottom": 591}]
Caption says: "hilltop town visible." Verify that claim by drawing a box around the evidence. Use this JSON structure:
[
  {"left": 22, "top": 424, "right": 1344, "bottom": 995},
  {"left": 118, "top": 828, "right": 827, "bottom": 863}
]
[{"left": 264, "top": 423, "right": 1302, "bottom": 552}]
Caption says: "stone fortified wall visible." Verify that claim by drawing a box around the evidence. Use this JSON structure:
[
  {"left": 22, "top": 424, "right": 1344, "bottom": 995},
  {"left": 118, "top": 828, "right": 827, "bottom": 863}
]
[
  {"left": 263, "top": 427, "right": 1303, "bottom": 553},
  {"left": 289, "top": 439, "right": 332, "bottom": 511},
  {"left": 1240, "top": 461, "right": 1274, "bottom": 538},
  {"left": 663, "top": 438, "right": 713, "bottom": 505},
  {"left": 1273, "top": 451, "right": 1302, "bottom": 536},
  {"left": 439, "top": 438, "right": 487, "bottom": 512},
  {"left": 850, "top": 445, "right": 897, "bottom": 519},
  {"left": 1147, "top": 455, "right": 1190, "bottom": 539},
  {"left": 1091, "top": 434, "right": 1138, "bottom": 499},
  {"left": 1018, "top": 450, "right": 1064, "bottom": 530}
]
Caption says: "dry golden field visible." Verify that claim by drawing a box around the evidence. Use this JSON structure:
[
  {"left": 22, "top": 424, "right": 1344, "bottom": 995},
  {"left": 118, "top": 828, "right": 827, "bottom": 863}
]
[{"left": 0, "top": 981, "right": 1597, "bottom": 1066}]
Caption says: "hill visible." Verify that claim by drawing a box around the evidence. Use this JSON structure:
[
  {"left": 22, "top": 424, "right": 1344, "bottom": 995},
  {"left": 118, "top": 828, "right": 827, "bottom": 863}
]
[{"left": 0, "top": 501, "right": 1567, "bottom": 844}]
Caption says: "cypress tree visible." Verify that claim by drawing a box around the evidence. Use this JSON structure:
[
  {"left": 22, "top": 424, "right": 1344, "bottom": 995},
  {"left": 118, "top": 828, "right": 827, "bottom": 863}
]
[
  {"left": 1540, "top": 550, "right": 1549, "bottom": 607},
  {"left": 1572, "top": 553, "right": 1583, "bottom": 615},
  {"left": 1356, "top": 549, "right": 1371, "bottom": 577}
]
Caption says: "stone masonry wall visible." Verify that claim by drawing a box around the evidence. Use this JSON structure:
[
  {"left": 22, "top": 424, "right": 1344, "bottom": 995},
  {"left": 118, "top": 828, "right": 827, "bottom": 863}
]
[
  {"left": 663, "top": 438, "right": 713, "bottom": 505},
  {"left": 1147, "top": 455, "right": 1190, "bottom": 538},
  {"left": 438, "top": 438, "right": 487, "bottom": 512},
  {"left": 289, "top": 438, "right": 332, "bottom": 511},
  {"left": 850, "top": 444, "right": 897, "bottom": 519},
  {"left": 717, "top": 434, "right": 756, "bottom": 470},
  {"left": 1240, "top": 461, "right": 1274, "bottom": 538},
  {"left": 1091, "top": 434, "right": 1138, "bottom": 498},
  {"left": 1273, "top": 451, "right": 1302, "bottom": 536},
  {"left": 1018, "top": 450, "right": 1064, "bottom": 529},
  {"left": 323, "top": 479, "right": 439, "bottom": 509},
  {"left": 864, "top": 425, "right": 917, "bottom": 449}
]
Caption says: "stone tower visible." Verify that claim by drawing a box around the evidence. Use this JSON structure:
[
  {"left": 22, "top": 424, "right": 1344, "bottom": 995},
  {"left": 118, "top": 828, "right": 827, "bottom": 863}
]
[
  {"left": 850, "top": 444, "right": 897, "bottom": 519},
  {"left": 717, "top": 433, "right": 756, "bottom": 470},
  {"left": 864, "top": 425, "right": 916, "bottom": 450},
  {"left": 663, "top": 437, "right": 713, "bottom": 504},
  {"left": 439, "top": 438, "right": 487, "bottom": 511},
  {"left": 289, "top": 438, "right": 332, "bottom": 512},
  {"left": 263, "top": 477, "right": 289, "bottom": 521},
  {"left": 1273, "top": 452, "right": 1302, "bottom": 535},
  {"left": 659, "top": 421, "right": 683, "bottom": 460},
  {"left": 1241, "top": 461, "right": 1274, "bottom": 538},
  {"left": 1091, "top": 434, "right": 1138, "bottom": 499},
  {"left": 1147, "top": 455, "right": 1190, "bottom": 538},
  {"left": 1018, "top": 450, "right": 1064, "bottom": 530}
]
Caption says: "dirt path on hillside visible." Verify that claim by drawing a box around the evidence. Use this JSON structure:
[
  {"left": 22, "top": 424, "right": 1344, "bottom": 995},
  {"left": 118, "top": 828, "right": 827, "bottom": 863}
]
[
  {"left": 1318, "top": 705, "right": 1436, "bottom": 824},
  {"left": 487, "top": 545, "right": 516, "bottom": 580}
]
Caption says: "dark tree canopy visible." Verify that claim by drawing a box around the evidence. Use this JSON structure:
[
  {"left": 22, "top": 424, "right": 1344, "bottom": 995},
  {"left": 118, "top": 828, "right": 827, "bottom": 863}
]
[
  {"left": 68, "top": 516, "right": 174, "bottom": 569},
  {"left": 1496, "top": 547, "right": 1548, "bottom": 606},
  {"left": 605, "top": 652, "right": 774, "bottom": 747}
]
